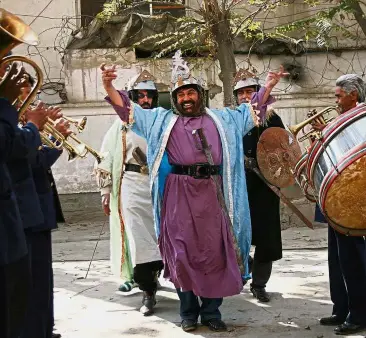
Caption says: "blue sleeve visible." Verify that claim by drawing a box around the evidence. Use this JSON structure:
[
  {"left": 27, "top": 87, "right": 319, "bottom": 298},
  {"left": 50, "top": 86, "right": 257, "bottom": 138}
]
[
  {"left": 0, "top": 99, "right": 18, "bottom": 160},
  {"left": 228, "top": 103, "right": 257, "bottom": 136},
  {"left": 35, "top": 146, "right": 63, "bottom": 169},
  {"left": 131, "top": 104, "right": 167, "bottom": 139},
  {"left": 10, "top": 123, "right": 42, "bottom": 161}
]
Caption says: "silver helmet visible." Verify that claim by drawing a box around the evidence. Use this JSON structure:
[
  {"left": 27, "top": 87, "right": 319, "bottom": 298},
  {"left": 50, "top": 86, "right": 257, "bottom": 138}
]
[
  {"left": 233, "top": 68, "right": 260, "bottom": 94},
  {"left": 126, "top": 70, "right": 157, "bottom": 91},
  {"left": 170, "top": 50, "right": 205, "bottom": 95}
]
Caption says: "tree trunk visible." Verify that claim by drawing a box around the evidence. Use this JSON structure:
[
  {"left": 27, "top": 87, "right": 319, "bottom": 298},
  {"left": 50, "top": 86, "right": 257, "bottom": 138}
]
[
  {"left": 212, "top": 17, "right": 237, "bottom": 107},
  {"left": 348, "top": 1, "right": 366, "bottom": 37}
]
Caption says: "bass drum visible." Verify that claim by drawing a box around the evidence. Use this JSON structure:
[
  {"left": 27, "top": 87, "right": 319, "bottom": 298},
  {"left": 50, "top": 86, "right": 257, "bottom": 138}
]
[
  {"left": 307, "top": 103, "right": 366, "bottom": 236},
  {"left": 293, "top": 152, "right": 317, "bottom": 203}
]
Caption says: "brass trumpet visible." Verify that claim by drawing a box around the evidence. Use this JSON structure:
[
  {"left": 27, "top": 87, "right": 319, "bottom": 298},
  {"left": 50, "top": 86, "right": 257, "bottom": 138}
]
[
  {"left": 41, "top": 118, "right": 104, "bottom": 163},
  {"left": 63, "top": 116, "right": 87, "bottom": 133},
  {"left": 288, "top": 106, "right": 338, "bottom": 142}
]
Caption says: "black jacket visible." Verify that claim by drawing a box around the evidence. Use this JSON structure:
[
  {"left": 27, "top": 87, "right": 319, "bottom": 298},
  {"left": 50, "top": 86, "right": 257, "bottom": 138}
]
[
  {"left": 0, "top": 99, "right": 27, "bottom": 265},
  {"left": 244, "top": 113, "right": 285, "bottom": 262}
]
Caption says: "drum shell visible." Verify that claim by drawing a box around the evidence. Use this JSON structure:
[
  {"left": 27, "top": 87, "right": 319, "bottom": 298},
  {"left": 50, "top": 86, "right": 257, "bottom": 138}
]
[{"left": 307, "top": 104, "right": 366, "bottom": 236}]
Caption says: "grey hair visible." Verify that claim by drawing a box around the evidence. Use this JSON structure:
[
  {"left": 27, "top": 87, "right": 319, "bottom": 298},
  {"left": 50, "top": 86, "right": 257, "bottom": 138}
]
[{"left": 336, "top": 74, "right": 366, "bottom": 102}]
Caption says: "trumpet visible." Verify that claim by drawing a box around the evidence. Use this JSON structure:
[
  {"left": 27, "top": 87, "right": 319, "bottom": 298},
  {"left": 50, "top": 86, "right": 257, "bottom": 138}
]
[
  {"left": 41, "top": 118, "right": 104, "bottom": 164},
  {"left": 63, "top": 116, "right": 87, "bottom": 133},
  {"left": 288, "top": 106, "right": 338, "bottom": 142}
]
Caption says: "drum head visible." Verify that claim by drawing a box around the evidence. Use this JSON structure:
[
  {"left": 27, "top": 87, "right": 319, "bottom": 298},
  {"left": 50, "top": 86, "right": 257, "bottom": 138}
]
[{"left": 257, "top": 127, "right": 302, "bottom": 188}]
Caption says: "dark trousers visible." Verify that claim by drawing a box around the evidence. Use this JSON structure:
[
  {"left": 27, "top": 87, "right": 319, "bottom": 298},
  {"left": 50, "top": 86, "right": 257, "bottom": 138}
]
[
  {"left": 176, "top": 289, "right": 223, "bottom": 322},
  {"left": 251, "top": 249, "right": 273, "bottom": 289},
  {"left": 21, "top": 230, "right": 53, "bottom": 338},
  {"left": 0, "top": 255, "right": 30, "bottom": 338},
  {"left": 328, "top": 226, "right": 366, "bottom": 325},
  {"left": 133, "top": 260, "right": 164, "bottom": 294}
]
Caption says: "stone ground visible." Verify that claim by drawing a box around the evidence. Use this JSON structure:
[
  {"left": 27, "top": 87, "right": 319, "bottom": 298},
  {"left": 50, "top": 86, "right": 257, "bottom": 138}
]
[{"left": 52, "top": 223, "right": 366, "bottom": 338}]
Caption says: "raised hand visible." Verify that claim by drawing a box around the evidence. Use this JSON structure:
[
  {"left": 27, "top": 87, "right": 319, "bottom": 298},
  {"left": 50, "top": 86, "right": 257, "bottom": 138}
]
[
  {"left": 47, "top": 106, "right": 63, "bottom": 121},
  {"left": 54, "top": 118, "right": 72, "bottom": 138},
  {"left": 265, "top": 65, "right": 290, "bottom": 88},
  {"left": 100, "top": 63, "right": 117, "bottom": 89},
  {"left": 25, "top": 101, "right": 48, "bottom": 130},
  {"left": 0, "top": 62, "right": 26, "bottom": 104}
]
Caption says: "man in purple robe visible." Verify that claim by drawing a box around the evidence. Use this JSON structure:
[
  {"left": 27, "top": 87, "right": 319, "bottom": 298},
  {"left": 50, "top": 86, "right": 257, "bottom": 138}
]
[{"left": 100, "top": 51, "right": 287, "bottom": 332}]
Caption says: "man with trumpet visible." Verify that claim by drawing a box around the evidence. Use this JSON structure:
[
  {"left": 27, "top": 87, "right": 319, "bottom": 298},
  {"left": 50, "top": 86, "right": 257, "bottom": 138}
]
[
  {"left": 17, "top": 74, "right": 68, "bottom": 338},
  {"left": 312, "top": 74, "right": 366, "bottom": 336},
  {"left": 0, "top": 61, "right": 32, "bottom": 338}
]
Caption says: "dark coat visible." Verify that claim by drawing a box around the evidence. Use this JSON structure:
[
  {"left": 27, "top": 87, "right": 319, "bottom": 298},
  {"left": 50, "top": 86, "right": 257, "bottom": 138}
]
[
  {"left": 244, "top": 113, "right": 285, "bottom": 262},
  {"left": 7, "top": 122, "right": 44, "bottom": 229},
  {"left": 0, "top": 99, "right": 27, "bottom": 265},
  {"left": 31, "top": 146, "right": 64, "bottom": 231}
]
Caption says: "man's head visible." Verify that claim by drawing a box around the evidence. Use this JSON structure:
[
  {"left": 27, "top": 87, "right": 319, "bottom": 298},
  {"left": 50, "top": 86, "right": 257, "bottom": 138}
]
[
  {"left": 233, "top": 73, "right": 260, "bottom": 105},
  {"left": 127, "top": 71, "right": 158, "bottom": 109},
  {"left": 172, "top": 84, "right": 204, "bottom": 116},
  {"left": 335, "top": 74, "right": 365, "bottom": 113},
  {"left": 19, "top": 72, "right": 35, "bottom": 102}
]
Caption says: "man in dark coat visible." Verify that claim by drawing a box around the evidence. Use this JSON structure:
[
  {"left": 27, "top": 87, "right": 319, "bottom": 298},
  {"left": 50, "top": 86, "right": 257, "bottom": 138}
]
[
  {"left": 0, "top": 62, "right": 31, "bottom": 338},
  {"left": 234, "top": 68, "right": 287, "bottom": 302},
  {"left": 313, "top": 74, "right": 366, "bottom": 336},
  {"left": 18, "top": 74, "right": 66, "bottom": 338}
]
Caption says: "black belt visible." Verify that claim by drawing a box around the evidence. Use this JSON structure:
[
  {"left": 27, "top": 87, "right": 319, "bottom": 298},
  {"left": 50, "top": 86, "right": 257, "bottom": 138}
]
[
  {"left": 172, "top": 163, "right": 221, "bottom": 179},
  {"left": 124, "top": 163, "right": 149, "bottom": 175}
]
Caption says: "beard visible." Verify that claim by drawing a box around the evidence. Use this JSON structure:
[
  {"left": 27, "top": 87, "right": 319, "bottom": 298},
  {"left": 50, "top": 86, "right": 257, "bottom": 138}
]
[
  {"left": 140, "top": 102, "right": 152, "bottom": 109},
  {"left": 176, "top": 99, "right": 202, "bottom": 116}
]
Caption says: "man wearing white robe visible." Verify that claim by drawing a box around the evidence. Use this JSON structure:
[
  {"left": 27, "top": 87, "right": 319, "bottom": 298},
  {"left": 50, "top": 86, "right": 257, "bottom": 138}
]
[{"left": 95, "top": 68, "right": 162, "bottom": 316}]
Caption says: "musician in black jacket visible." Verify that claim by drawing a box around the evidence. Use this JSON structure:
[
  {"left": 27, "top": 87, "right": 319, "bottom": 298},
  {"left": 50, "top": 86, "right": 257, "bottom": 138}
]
[
  {"left": 233, "top": 68, "right": 287, "bottom": 302},
  {"left": 313, "top": 74, "right": 366, "bottom": 336},
  {"left": 0, "top": 62, "right": 31, "bottom": 338}
]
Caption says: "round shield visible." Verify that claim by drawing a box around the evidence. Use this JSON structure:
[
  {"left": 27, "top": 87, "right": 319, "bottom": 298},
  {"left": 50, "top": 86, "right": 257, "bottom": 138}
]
[{"left": 257, "top": 127, "right": 302, "bottom": 188}]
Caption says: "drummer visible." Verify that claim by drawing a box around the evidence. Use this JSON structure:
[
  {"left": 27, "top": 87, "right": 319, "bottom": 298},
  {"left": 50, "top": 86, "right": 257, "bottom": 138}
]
[{"left": 314, "top": 74, "right": 366, "bottom": 336}]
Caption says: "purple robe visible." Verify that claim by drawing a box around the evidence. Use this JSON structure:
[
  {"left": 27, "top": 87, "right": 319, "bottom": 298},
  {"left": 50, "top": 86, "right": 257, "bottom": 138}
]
[{"left": 160, "top": 116, "right": 242, "bottom": 298}]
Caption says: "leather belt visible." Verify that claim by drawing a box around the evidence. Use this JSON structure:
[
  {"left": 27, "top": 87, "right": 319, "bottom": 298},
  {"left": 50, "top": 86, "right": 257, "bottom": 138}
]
[
  {"left": 124, "top": 163, "right": 149, "bottom": 175},
  {"left": 172, "top": 163, "right": 221, "bottom": 179}
]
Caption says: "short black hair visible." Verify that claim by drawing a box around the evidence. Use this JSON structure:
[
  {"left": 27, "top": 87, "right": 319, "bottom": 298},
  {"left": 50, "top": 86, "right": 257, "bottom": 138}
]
[{"left": 24, "top": 72, "right": 35, "bottom": 87}]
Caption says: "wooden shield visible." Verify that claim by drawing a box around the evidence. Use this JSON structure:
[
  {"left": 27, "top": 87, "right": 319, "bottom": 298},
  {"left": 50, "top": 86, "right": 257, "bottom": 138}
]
[{"left": 257, "top": 127, "right": 302, "bottom": 188}]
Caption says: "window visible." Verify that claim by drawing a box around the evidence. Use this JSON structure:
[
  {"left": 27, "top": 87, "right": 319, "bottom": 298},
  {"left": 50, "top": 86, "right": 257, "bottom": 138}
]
[{"left": 80, "top": 0, "right": 185, "bottom": 27}]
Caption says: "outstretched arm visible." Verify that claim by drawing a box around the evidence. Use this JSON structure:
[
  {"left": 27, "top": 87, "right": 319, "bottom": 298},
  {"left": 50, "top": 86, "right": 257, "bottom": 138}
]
[{"left": 100, "top": 64, "right": 162, "bottom": 139}]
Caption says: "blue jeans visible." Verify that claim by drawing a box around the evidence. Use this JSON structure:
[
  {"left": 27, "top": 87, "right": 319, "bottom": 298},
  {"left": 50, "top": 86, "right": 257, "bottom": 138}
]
[{"left": 176, "top": 289, "right": 223, "bottom": 322}]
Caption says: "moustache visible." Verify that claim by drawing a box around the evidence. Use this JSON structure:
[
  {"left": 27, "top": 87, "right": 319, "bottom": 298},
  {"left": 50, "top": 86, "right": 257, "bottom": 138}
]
[
  {"left": 141, "top": 103, "right": 151, "bottom": 108},
  {"left": 180, "top": 100, "right": 196, "bottom": 108}
]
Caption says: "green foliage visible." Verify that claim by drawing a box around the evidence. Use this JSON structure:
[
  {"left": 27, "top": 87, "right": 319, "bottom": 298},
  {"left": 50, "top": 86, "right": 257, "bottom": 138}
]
[{"left": 99, "top": 0, "right": 365, "bottom": 55}]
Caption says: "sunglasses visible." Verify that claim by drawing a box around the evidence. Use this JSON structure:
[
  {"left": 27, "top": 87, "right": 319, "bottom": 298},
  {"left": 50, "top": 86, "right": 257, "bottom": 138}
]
[{"left": 137, "top": 92, "right": 154, "bottom": 99}]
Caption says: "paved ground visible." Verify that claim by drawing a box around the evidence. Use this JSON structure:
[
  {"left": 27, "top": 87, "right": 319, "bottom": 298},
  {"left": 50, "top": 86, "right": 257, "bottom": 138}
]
[{"left": 52, "top": 224, "right": 366, "bottom": 338}]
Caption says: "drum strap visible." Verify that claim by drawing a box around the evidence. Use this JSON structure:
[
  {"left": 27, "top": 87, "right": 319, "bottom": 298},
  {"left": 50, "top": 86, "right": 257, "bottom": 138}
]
[{"left": 245, "top": 156, "right": 314, "bottom": 229}]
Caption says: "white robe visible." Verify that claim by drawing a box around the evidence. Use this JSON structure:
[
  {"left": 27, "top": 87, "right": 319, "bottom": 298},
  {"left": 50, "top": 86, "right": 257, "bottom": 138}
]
[{"left": 95, "top": 118, "right": 160, "bottom": 280}]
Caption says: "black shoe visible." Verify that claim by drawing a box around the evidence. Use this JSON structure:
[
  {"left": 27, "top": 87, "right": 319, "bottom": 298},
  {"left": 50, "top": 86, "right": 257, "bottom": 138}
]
[
  {"left": 52, "top": 334, "right": 62, "bottom": 338},
  {"left": 334, "top": 322, "right": 365, "bottom": 335},
  {"left": 250, "top": 286, "right": 270, "bottom": 302},
  {"left": 181, "top": 319, "right": 198, "bottom": 332},
  {"left": 139, "top": 291, "right": 156, "bottom": 316},
  {"left": 202, "top": 318, "right": 227, "bottom": 332},
  {"left": 319, "top": 315, "right": 345, "bottom": 326}
]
